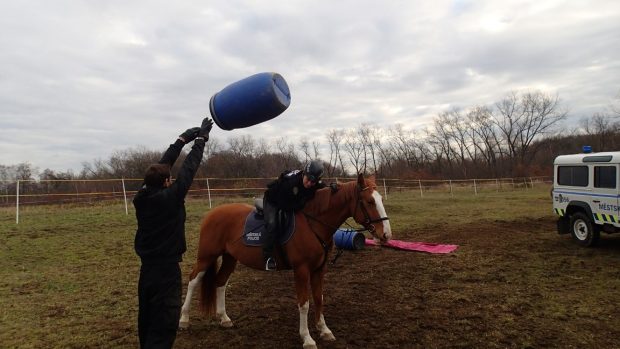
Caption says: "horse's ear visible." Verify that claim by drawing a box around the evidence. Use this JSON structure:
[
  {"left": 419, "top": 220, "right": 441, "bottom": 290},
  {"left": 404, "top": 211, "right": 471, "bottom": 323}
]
[
  {"left": 357, "top": 173, "right": 365, "bottom": 187},
  {"left": 368, "top": 174, "right": 376, "bottom": 183}
]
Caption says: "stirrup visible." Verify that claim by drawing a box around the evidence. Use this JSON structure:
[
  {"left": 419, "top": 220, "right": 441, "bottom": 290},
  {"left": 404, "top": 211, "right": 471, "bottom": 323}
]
[{"left": 264, "top": 257, "right": 276, "bottom": 271}]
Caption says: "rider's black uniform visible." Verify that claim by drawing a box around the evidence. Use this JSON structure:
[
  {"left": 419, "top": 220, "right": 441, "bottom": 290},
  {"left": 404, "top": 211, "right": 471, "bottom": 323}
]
[{"left": 262, "top": 169, "right": 325, "bottom": 262}]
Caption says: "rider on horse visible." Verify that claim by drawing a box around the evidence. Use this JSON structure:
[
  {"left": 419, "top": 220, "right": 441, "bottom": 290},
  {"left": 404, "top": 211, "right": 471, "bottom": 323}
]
[{"left": 262, "top": 160, "right": 326, "bottom": 271}]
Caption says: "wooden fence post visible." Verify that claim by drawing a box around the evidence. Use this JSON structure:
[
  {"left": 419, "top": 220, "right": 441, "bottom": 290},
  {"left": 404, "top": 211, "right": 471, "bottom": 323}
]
[
  {"left": 207, "top": 178, "right": 212, "bottom": 208},
  {"left": 383, "top": 178, "right": 388, "bottom": 200},
  {"left": 121, "top": 178, "right": 128, "bottom": 215},
  {"left": 419, "top": 179, "right": 423, "bottom": 198},
  {"left": 16, "top": 180, "right": 20, "bottom": 224}
]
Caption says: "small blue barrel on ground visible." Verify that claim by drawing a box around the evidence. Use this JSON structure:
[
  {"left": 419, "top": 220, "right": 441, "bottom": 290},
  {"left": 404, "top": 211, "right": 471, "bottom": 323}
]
[
  {"left": 333, "top": 229, "right": 365, "bottom": 250},
  {"left": 209, "top": 72, "right": 291, "bottom": 130}
]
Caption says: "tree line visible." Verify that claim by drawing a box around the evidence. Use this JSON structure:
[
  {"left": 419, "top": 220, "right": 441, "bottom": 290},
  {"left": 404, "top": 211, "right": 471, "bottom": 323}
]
[{"left": 3, "top": 90, "right": 620, "bottom": 184}]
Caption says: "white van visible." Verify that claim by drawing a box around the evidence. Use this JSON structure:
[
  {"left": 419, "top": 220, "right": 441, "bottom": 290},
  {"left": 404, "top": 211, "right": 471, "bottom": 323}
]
[{"left": 553, "top": 148, "right": 620, "bottom": 246}]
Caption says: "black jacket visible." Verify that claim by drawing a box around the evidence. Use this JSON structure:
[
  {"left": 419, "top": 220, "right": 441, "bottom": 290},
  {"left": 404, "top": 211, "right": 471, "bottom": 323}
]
[
  {"left": 133, "top": 138, "right": 205, "bottom": 264},
  {"left": 264, "top": 169, "right": 326, "bottom": 211}
]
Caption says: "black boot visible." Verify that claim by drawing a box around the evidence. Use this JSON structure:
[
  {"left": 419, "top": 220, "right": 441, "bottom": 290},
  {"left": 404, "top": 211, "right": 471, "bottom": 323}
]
[
  {"left": 264, "top": 257, "right": 276, "bottom": 271},
  {"left": 262, "top": 200, "right": 278, "bottom": 271},
  {"left": 262, "top": 241, "right": 276, "bottom": 271}
]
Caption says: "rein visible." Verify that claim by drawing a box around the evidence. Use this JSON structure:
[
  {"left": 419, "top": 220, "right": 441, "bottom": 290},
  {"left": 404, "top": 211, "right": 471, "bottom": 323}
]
[
  {"left": 301, "top": 213, "right": 332, "bottom": 271},
  {"left": 302, "top": 213, "right": 365, "bottom": 265}
]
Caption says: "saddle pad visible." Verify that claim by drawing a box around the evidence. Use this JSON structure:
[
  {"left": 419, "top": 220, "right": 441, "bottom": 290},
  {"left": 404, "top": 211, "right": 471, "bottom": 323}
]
[
  {"left": 365, "top": 239, "right": 458, "bottom": 254},
  {"left": 242, "top": 211, "right": 296, "bottom": 247}
]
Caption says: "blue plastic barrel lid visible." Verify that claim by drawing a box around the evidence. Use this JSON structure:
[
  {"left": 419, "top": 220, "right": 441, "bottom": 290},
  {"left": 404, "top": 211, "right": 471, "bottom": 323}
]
[{"left": 272, "top": 73, "right": 291, "bottom": 107}]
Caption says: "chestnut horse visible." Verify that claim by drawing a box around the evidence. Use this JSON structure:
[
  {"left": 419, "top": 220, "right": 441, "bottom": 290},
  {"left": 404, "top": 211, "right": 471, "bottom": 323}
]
[{"left": 179, "top": 174, "right": 392, "bottom": 348}]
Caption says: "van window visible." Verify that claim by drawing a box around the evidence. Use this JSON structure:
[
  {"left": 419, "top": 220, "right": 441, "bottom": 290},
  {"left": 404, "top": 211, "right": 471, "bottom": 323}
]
[
  {"left": 557, "top": 166, "right": 588, "bottom": 186},
  {"left": 594, "top": 166, "right": 616, "bottom": 189}
]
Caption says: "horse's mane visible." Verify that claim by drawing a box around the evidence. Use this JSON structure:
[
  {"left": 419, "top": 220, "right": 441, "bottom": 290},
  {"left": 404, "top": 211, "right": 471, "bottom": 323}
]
[
  {"left": 301, "top": 181, "right": 356, "bottom": 216},
  {"left": 301, "top": 186, "right": 332, "bottom": 216}
]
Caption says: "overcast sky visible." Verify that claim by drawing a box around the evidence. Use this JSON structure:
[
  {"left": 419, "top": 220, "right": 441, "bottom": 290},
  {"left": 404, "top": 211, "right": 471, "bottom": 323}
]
[{"left": 1, "top": 0, "right": 619, "bottom": 172}]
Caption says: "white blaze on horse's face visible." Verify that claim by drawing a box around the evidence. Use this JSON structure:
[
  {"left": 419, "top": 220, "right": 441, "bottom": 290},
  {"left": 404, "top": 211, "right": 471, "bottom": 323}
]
[{"left": 372, "top": 190, "right": 392, "bottom": 240}]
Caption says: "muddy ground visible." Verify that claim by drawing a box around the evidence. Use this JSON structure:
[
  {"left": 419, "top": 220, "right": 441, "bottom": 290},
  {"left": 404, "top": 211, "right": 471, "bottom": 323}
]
[{"left": 173, "top": 217, "right": 620, "bottom": 349}]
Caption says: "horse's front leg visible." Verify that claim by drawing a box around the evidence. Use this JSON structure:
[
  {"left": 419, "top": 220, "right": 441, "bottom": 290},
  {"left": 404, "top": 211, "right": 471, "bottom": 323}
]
[
  {"left": 294, "top": 267, "right": 317, "bottom": 349},
  {"left": 311, "top": 268, "right": 336, "bottom": 341}
]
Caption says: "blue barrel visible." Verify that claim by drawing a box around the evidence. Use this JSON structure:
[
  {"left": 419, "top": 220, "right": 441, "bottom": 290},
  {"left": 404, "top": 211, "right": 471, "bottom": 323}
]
[
  {"left": 209, "top": 72, "right": 291, "bottom": 130},
  {"left": 333, "top": 229, "right": 365, "bottom": 250}
]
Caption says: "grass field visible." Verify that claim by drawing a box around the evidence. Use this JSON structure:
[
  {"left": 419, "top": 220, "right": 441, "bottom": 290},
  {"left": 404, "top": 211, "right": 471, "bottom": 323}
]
[{"left": 1, "top": 187, "right": 620, "bottom": 348}]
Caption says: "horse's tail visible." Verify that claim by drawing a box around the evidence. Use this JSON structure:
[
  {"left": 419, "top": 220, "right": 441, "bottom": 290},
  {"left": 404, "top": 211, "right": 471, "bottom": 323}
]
[{"left": 199, "top": 257, "right": 218, "bottom": 316}]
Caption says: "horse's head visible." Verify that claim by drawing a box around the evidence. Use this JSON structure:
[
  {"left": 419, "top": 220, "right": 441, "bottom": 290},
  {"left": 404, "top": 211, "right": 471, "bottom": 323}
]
[{"left": 351, "top": 173, "right": 392, "bottom": 243}]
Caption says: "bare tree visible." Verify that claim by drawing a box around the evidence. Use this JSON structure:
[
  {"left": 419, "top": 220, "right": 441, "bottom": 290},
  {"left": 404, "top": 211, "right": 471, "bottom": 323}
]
[
  {"left": 493, "top": 91, "right": 522, "bottom": 165},
  {"left": 379, "top": 124, "right": 424, "bottom": 177},
  {"left": 580, "top": 113, "right": 619, "bottom": 151},
  {"left": 517, "top": 91, "right": 568, "bottom": 165},
  {"left": 203, "top": 138, "right": 222, "bottom": 159},
  {"left": 493, "top": 90, "right": 567, "bottom": 174},
  {"left": 0, "top": 162, "right": 37, "bottom": 181},
  {"left": 275, "top": 137, "right": 297, "bottom": 169},
  {"left": 228, "top": 135, "right": 256, "bottom": 158},
  {"left": 368, "top": 126, "right": 390, "bottom": 176},
  {"left": 356, "top": 124, "right": 369, "bottom": 172},
  {"left": 467, "top": 106, "right": 502, "bottom": 175},
  {"left": 388, "top": 124, "right": 419, "bottom": 168},
  {"left": 441, "top": 109, "right": 476, "bottom": 177},
  {"left": 356, "top": 123, "right": 381, "bottom": 174},
  {"left": 312, "top": 141, "right": 321, "bottom": 160},
  {"left": 299, "top": 137, "right": 311, "bottom": 163},
  {"left": 343, "top": 130, "right": 365, "bottom": 174},
  {"left": 80, "top": 158, "right": 113, "bottom": 178},
  {"left": 106, "top": 147, "right": 162, "bottom": 179},
  {"left": 325, "top": 129, "right": 346, "bottom": 176},
  {"left": 428, "top": 114, "right": 456, "bottom": 176}
]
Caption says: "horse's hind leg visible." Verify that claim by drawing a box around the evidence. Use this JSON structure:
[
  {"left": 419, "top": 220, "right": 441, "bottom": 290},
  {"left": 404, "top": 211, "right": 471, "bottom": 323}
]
[
  {"left": 311, "top": 269, "right": 335, "bottom": 341},
  {"left": 214, "top": 253, "right": 237, "bottom": 327},
  {"left": 295, "top": 267, "right": 318, "bottom": 349},
  {"left": 179, "top": 258, "right": 212, "bottom": 329}
]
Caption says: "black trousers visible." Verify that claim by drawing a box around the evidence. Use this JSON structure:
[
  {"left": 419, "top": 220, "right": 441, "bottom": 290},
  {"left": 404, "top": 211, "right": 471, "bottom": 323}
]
[{"left": 138, "top": 263, "right": 182, "bottom": 349}]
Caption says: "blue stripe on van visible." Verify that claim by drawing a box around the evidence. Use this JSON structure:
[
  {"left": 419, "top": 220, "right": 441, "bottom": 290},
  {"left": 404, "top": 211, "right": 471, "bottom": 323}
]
[{"left": 553, "top": 190, "right": 620, "bottom": 198}]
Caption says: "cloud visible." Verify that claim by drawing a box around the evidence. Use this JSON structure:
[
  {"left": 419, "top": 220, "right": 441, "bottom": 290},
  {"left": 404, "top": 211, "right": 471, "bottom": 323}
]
[{"left": 0, "top": 0, "right": 619, "bottom": 172}]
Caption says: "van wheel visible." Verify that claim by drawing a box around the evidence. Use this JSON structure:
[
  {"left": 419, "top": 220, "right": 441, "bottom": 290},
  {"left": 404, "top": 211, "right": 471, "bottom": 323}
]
[{"left": 569, "top": 212, "right": 600, "bottom": 247}]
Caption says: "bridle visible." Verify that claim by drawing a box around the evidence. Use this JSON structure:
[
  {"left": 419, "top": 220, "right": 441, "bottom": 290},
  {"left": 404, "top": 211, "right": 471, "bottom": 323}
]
[
  {"left": 302, "top": 182, "right": 390, "bottom": 266},
  {"left": 354, "top": 184, "right": 389, "bottom": 238}
]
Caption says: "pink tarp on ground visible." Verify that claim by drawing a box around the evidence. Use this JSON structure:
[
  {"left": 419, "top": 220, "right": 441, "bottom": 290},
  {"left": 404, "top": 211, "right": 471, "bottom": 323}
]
[{"left": 365, "top": 239, "right": 458, "bottom": 254}]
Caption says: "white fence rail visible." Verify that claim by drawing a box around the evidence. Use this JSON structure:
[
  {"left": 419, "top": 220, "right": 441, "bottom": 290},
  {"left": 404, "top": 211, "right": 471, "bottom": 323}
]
[{"left": 1, "top": 176, "right": 552, "bottom": 224}]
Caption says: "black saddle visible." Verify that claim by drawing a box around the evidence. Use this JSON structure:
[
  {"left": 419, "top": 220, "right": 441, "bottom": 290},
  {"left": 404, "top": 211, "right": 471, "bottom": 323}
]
[{"left": 242, "top": 199, "right": 295, "bottom": 247}]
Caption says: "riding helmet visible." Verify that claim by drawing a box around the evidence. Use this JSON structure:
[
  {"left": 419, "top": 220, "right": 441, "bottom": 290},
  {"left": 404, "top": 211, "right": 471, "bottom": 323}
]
[{"left": 305, "top": 160, "right": 324, "bottom": 182}]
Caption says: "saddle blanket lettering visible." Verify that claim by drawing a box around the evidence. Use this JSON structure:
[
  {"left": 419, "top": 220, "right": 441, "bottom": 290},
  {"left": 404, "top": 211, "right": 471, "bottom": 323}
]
[{"left": 242, "top": 211, "right": 296, "bottom": 247}]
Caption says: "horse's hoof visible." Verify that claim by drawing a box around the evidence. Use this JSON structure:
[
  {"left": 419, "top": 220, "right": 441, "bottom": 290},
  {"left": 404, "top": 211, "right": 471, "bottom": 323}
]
[
  {"left": 220, "top": 320, "right": 233, "bottom": 328},
  {"left": 178, "top": 321, "right": 190, "bottom": 330},
  {"left": 320, "top": 332, "right": 336, "bottom": 341},
  {"left": 303, "top": 344, "right": 318, "bottom": 349}
]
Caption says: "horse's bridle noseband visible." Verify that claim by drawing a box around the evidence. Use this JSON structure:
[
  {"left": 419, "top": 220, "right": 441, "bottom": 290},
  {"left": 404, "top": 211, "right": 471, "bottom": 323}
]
[{"left": 355, "top": 185, "right": 389, "bottom": 237}]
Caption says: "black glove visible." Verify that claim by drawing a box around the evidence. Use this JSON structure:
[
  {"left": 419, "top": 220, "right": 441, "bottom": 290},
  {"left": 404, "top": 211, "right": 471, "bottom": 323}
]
[
  {"left": 198, "top": 117, "right": 214, "bottom": 140},
  {"left": 179, "top": 127, "right": 200, "bottom": 143},
  {"left": 329, "top": 182, "right": 339, "bottom": 193}
]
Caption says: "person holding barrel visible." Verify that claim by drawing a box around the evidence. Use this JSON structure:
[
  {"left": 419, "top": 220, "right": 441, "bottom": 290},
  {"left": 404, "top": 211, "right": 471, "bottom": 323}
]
[
  {"left": 133, "top": 117, "right": 213, "bottom": 349},
  {"left": 262, "top": 160, "right": 326, "bottom": 271}
]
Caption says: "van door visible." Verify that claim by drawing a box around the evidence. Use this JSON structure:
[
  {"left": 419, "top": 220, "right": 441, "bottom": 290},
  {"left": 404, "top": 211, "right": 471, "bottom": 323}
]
[{"left": 591, "top": 164, "right": 620, "bottom": 227}]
